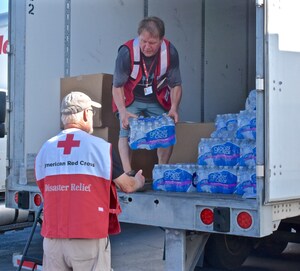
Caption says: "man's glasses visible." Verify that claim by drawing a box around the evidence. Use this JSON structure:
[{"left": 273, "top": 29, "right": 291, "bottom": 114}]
[{"left": 87, "top": 108, "right": 96, "bottom": 116}]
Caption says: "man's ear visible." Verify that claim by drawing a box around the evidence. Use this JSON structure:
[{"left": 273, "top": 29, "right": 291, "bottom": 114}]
[{"left": 83, "top": 109, "right": 88, "bottom": 122}]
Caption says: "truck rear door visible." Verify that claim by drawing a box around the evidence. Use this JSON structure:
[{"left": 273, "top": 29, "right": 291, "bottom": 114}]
[{"left": 265, "top": 0, "right": 300, "bottom": 202}]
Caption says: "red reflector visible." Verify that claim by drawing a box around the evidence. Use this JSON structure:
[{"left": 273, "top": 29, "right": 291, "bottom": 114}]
[
  {"left": 200, "top": 208, "right": 214, "bottom": 225},
  {"left": 34, "top": 194, "right": 42, "bottom": 206},
  {"left": 14, "top": 192, "right": 19, "bottom": 204},
  {"left": 237, "top": 211, "right": 253, "bottom": 229}
]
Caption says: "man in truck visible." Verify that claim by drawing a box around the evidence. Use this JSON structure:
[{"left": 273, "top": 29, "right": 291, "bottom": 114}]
[
  {"left": 112, "top": 16, "right": 182, "bottom": 174},
  {"left": 35, "top": 92, "right": 145, "bottom": 271}
]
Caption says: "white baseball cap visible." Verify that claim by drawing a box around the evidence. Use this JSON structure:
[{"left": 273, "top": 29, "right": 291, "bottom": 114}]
[{"left": 61, "top": 91, "right": 101, "bottom": 115}]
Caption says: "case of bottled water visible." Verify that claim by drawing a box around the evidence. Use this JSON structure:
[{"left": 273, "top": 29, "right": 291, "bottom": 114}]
[
  {"left": 129, "top": 114, "right": 176, "bottom": 150},
  {"left": 198, "top": 138, "right": 240, "bottom": 167},
  {"left": 211, "top": 139, "right": 240, "bottom": 167},
  {"left": 196, "top": 166, "right": 238, "bottom": 194},
  {"left": 152, "top": 164, "right": 198, "bottom": 192},
  {"left": 211, "top": 113, "right": 238, "bottom": 139}
]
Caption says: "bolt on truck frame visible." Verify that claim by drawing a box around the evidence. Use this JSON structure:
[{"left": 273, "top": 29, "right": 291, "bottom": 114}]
[{"left": 4, "top": 0, "right": 300, "bottom": 270}]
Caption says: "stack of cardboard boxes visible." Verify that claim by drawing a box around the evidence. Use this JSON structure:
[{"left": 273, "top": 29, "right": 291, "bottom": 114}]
[{"left": 60, "top": 73, "right": 215, "bottom": 179}]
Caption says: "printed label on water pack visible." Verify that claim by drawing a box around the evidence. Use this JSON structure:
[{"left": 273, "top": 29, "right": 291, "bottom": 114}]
[
  {"left": 211, "top": 141, "right": 240, "bottom": 166},
  {"left": 153, "top": 168, "right": 193, "bottom": 192},
  {"left": 129, "top": 117, "right": 176, "bottom": 150}
]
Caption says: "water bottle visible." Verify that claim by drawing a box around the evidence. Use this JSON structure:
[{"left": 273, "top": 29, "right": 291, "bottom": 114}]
[
  {"left": 250, "top": 113, "right": 256, "bottom": 140},
  {"left": 152, "top": 164, "right": 165, "bottom": 191},
  {"left": 162, "top": 115, "right": 176, "bottom": 148},
  {"left": 211, "top": 114, "right": 229, "bottom": 139},
  {"left": 239, "top": 140, "right": 256, "bottom": 166},
  {"left": 162, "top": 164, "right": 177, "bottom": 192},
  {"left": 245, "top": 89, "right": 257, "bottom": 111},
  {"left": 235, "top": 166, "right": 256, "bottom": 198},
  {"left": 196, "top": 166, "right": 213, "bottom": 193},
  {"left": 128, "top": 117, "right": 137, "bottom": 146},
  {"left": 235, "top": 110, "right": 256, "bottom": 140},
  {"left": 226, "top": 113, "right": 238, "bottom": 138},
  {"left": 198, "top": 138, "right": 214, "bottom": 166}
]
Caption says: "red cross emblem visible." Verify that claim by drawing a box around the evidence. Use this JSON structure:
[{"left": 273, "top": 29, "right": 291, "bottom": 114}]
[{"left": 57, "top": 134, "right": 80, "bottom": 155}]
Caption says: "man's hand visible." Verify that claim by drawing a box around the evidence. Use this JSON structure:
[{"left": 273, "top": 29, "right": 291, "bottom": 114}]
[
  {"left": 119, "top": 110, "right": 138, "bottom": 129},
  {"left": 168, "top": 109, "right": 179, "bottom": 123},
  {"left": 134, "top": 169, "right": 145, "bottom": 189},
  {"left": 114, "top": 169, "right": 145, "bottom": 193}
]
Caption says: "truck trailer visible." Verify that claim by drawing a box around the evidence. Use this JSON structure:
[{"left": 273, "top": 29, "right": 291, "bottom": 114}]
[
  {"left": 3, "top": 0, "right": 300, "bottom": 270},
  {"left": 0, "top": 10, "right": 32, "bottom": 233}
]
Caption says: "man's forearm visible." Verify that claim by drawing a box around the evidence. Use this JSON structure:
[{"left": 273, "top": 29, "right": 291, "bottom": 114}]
[
  {"left": 170, "top": 85, "right": 182, "bottom": 111},
  {"left": 112, "top": 86, "right": 126, "bottom": 113}
]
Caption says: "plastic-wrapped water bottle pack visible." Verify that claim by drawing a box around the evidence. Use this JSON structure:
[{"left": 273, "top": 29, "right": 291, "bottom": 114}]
[
  {"left": 211, "top": 90, "right": 257, "bottom": 141},
  {"left": 196, "top": 166, "right": 238, "bottom": 194},
  {"left": 198, "top": 138, "right": 256, "bottom": 167},
  {"left": 195, "top": 166, "right": 256, "bottom": 197},
  {"left": 129, "top": 114, "right": 176, "bottom": 150},
  {"left": 152, "top": 164, "right": 198, "bottom": 192},
  {"left": 235, "top": 110, "right": 256, "bottom": 140},
  {"left": 211, "top": 113, "right": 238, "bottom": 139}
]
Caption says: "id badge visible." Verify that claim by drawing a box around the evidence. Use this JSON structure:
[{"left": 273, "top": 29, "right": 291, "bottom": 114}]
[{"left": 144, "top": 86, "right": 153, "bottom": 96}]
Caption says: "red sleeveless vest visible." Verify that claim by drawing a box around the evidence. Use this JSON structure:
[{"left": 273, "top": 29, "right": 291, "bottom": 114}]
[
  {"left": 35, "top": 129, "right": 121, "bottom": 238},
  {"left": 112, "top": 38, "right": 171, "bottom": 113}
]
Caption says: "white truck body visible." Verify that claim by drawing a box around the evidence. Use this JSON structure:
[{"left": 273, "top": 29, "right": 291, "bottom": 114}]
[
  {"left": 0, "top": 11, "right": 8, "bottom": 192},
  {"left": 5, "top": 0, "right": 300, "bottom": 270}
]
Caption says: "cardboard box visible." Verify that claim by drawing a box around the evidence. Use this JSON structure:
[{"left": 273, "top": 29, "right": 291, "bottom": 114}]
[
  {"left": 60, "top": 73, "right": 119, "bottom": 128},
  {"left": 169, "top": 122, "right": 215, "bottom": 164},
  {"left": 131, "top": 149, "right": 158, "bottom": 180},
  {"left": 93, "top": 127, "right": 120, "bottom": 149}
]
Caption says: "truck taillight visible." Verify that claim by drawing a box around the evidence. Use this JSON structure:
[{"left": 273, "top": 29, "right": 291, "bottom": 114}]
[
  {"left": 34, "top": 194, "right": 42, "bottom": 206},
  {"left": 237, "top": 211, "right": 253, "bottom": 229},
  {"left": 200, "top": 208, "right": 214, "bottom": 225},
  {"left": 14, "top": 192, "right": 19, "bottom": 204}
]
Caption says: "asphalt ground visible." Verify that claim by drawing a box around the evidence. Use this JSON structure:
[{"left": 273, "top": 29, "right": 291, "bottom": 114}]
[{"left": 1, "top": 222, "right": 300, "bottom": 271}]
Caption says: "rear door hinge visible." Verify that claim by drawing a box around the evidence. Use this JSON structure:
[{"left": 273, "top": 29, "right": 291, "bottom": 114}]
[
  {"left": 256, "top": 0, "right": 264, "bottom": 7},
  {"left": 256, "top": 77, "right": 264, "bottom": 92},
  {"left": 256, "top": 165, "right": 265, "bottom": 178}
]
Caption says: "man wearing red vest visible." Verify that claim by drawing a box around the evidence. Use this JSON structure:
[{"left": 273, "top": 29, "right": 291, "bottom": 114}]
[
  {"left": 35, "top": 92, "right": 145, "bottom": 271},
  {"left": 112, "top": 16, "right": 182, "bottom": 173}
]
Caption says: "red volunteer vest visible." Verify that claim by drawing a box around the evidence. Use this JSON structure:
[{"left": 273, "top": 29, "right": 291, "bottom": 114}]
[
  {"left": 35, "top": 129, "right": 121, "bottom": 239},
  {"left": 112, "top": 37, "right": 171, "bottom": 113}
]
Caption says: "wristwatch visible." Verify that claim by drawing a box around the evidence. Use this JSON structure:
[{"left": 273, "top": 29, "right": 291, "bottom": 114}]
[{"left": 126, "top": 170, "right": 137, "bottom": 177}]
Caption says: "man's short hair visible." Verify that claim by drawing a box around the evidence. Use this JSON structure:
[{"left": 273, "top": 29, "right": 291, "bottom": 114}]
[{"left": 138, "top": 16, "right": 165, "bottom": 39}]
